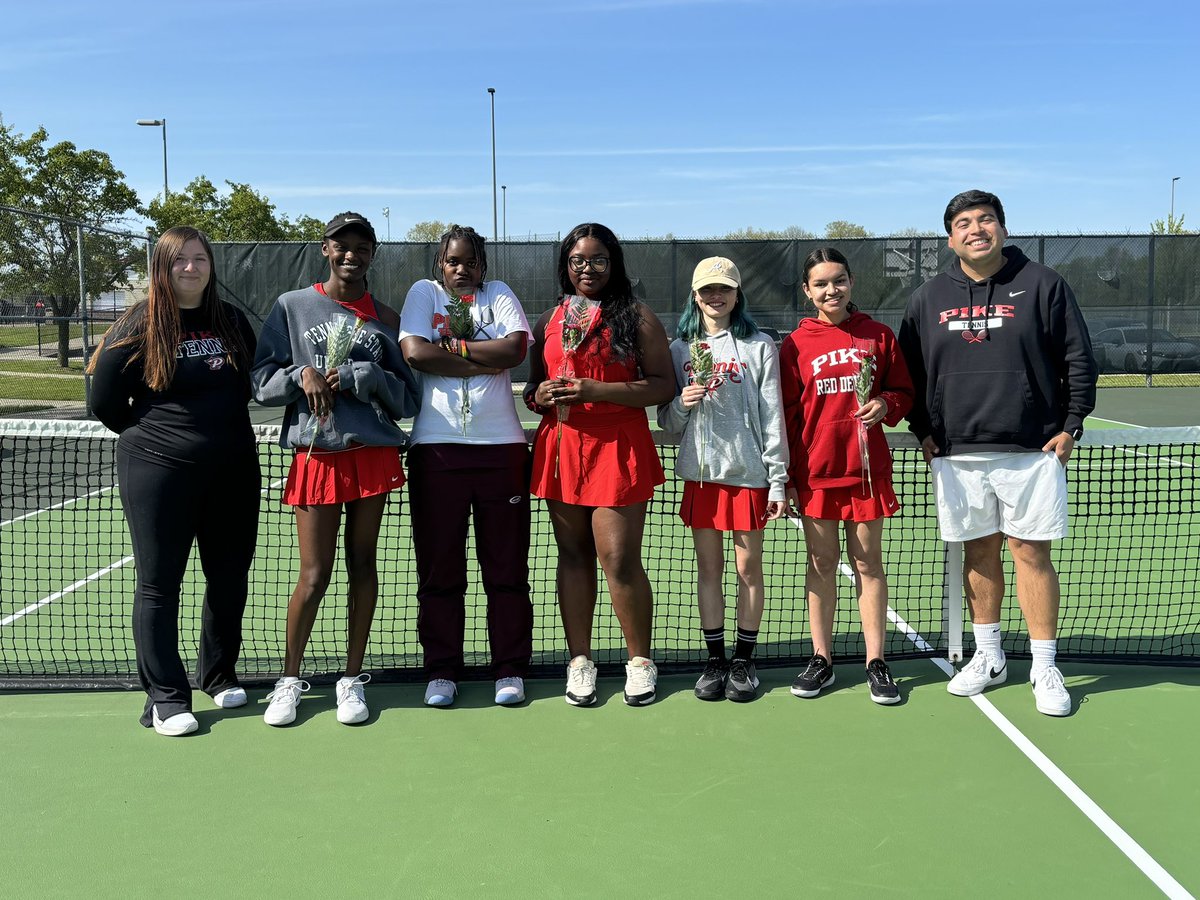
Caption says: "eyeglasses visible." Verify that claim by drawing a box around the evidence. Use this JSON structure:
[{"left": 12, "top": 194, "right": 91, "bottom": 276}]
[{"left": 567, "top": 255, "right": 610, "bottom": 274}]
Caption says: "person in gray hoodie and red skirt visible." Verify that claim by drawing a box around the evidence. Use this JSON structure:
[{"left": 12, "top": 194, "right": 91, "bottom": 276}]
[{"left": 658, "top": 257, "right": 788, "bottom": 703}]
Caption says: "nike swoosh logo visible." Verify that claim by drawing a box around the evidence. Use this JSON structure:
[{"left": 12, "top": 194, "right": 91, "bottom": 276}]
[
  {"left": 990, "top": 664, "right": 1006, "bottom": 679},
  {"left": 1008, "top": 290, "right": 1026, "bottom": 298},
  {"left": 391, "top": 476, "right": 401, "bottom": 483}
]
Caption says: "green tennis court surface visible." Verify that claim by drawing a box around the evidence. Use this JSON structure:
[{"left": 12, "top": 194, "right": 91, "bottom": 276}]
[{"left": 2, "top": 418, "right": 1198, "bottom": 896}]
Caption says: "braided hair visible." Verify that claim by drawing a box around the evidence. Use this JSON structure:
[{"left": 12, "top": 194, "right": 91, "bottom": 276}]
[{"left": 432, "top": 224, "right": 488, "bottom": 289}]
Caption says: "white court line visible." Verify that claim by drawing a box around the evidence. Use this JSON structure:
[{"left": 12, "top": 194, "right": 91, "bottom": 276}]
[
  {"left": 0, "top": 478, "right": 286, "bottom": 629},
  {"left": 825, "top": 552, "right": 1195, "bottom": 900},
  {"left": 0, "top": 556, "right": 134, "bottom": 627},
  {"left": 0, "top": 484, "right": 117, "bottom": 528}
]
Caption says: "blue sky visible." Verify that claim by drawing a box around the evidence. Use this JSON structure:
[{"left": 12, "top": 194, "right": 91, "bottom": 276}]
[{"left": 4, "top": 0, "right": 1196, "bottom": 240}]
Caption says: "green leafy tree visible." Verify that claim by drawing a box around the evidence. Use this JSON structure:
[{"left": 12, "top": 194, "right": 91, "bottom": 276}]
[
  {"left": 406, "top": 220, "right": 450, "bottom": 242},
  {"left": 0, "top": 122, "right": 143, "bottom": 365},
  {"left": 722, "top": 225, "right": 815, "bottom": 240},
  {"left": 146, "top": 176, "right": 322, "bottom": 241},
  {"left": 1150, "top": 213, "right": 1190, "bottom": 235},
  {"left": 824, "top": 220, "right": 872, "bottom": 239}
]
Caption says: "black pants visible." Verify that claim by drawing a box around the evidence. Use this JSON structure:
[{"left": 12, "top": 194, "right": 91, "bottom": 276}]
[
  {"left": 118, "top": 447, "right": 260, "bottom": 725},
  {"left": 407, "top": 443, "right": 533, "bottom": 680}
]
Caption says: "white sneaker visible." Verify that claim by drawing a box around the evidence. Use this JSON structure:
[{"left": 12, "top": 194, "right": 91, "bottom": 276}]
[
  {"left": 264, "top": 677, "right": 309, "bottom": 726},
  {"left": 565, "top": 655, "right": 597, "bottom": 707},
  {"left": 212, "top": 687, "right": 247, "bottom": 709},
  {"left": 152, "top": 705, "right": 198, "bottom": 736},
  {"left": 336, "top": 673, "right": 371, "bottom": 724},
  {"left": 947, "top": 649, "right": 1007, "bottom": 697},
  {"left": 494, "top": 676, "right": 525, "bottom": 706},
  {"left": 624, "top": 656, "right": 658, "bottom": 707},
  {"left": 424, "top": 679, "right": 457, "bottom": 707},
  {"left": 1032, "top": 666, "right": 1072, "bottom": 716}
]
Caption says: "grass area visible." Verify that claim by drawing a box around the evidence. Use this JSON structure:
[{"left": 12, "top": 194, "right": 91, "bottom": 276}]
[
  {"left": 0, "top": 358, "right": 86, "bottom": 375},
  {"left": 1098, "top": 372, "right": 1200, "bottom": 388},
  {"left": 0, "top": 374, "right": 86, "bottom": 401},
  {"left": 0, "top": 322, "right": 84, "bottom": 347}
]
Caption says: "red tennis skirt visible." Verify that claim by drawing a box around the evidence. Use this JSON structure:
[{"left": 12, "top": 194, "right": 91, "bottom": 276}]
[
  {"left": 283, "top": 444, "right": 405, "bottom": 507},
  {"left": 530, "top": 416, "right": 664, "bottom": 507},
  {"left": 680, "top": 482, "right": 769, "bottom": 531},
  {"left": 798, "top": 479, "right": 899, "bottom": 523}
]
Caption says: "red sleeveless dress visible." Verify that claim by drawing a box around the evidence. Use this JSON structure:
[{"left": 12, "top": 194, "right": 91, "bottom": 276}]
[{"left": 530, "top": 306, "right": 664, "bottom": 506}]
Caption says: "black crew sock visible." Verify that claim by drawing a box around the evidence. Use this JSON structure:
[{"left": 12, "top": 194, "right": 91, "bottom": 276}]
[
  {"left": 733, "top": 627, "right": 759, "bottom": 661},
  {"left": 702, "top": 627, "right": 726, "bottom": 660}
]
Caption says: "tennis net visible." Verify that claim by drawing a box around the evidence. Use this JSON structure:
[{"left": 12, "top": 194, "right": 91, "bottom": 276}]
[{"left": 1, "top": 419, "right": 1197, "bottom": 687}]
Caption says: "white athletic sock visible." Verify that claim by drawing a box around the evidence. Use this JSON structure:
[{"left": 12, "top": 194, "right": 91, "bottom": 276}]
[
  {"left": 1029, "top": 639, "right": 1057, "bottom": 681},
  {"left": 973, "top": 622, "right": 1004, "bottom": 662}
]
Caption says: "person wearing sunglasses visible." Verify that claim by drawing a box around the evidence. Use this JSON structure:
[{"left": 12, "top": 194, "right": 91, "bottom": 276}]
[{"left": 525, "top": 223, "right": 674, "bottom": 707}]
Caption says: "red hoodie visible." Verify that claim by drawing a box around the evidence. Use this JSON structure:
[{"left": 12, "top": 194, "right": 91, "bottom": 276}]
[{"left": 779, "top": 311, "right": 914, "bottom": 490}]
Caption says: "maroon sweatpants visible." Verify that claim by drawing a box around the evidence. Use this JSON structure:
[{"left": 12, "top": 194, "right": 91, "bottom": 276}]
[{"left": 407, "top": 443, "right": 533, "bottom": 680}]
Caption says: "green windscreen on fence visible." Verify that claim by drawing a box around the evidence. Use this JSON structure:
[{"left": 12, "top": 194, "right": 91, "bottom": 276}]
[{"left": 1, "top": 420, "right": 1197, "bottom": 688}]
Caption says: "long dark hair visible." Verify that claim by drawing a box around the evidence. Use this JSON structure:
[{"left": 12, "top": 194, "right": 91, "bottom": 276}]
[
  {"left": 88, "top": 226, "right": 247, "bottom": 390},
  {"left": 432, "top": 224, "right": 488, "bottom": 288},
  {"left": 557, "top": 222, "right": 640, "bottom": 360},
  {"left": 802, "top": 246, "right": 858, "bottom": 315}
]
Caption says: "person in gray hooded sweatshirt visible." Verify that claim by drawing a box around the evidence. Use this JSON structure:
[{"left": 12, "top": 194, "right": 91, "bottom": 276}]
[{"left": 658, "top": 257, "right": 788, "bottom": 702}]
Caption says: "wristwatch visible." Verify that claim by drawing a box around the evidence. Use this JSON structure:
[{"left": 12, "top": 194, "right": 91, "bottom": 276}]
[{"left": 1069, "top": 426, "right": 1084, "bottom": 441}]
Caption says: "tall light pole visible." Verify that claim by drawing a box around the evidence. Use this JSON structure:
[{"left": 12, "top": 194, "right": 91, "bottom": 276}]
[
  {"left": 1171, "top": 176, "right": 1181, "bottom": 228},
  {"left": 501, "top": 185, "right": 507, "bottom": 242},
  {"left": 136, "top": 118, "right": 168, "bottom": 200},
  {"left": 382, "top": 206, "right": 390, "bottom": 241},
  {"left": 488, "top": 87, "right": 498, "bottom": 243}
]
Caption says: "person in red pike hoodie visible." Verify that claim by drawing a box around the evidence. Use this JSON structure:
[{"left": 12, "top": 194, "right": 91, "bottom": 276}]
[{"left": 779, "top": 247, "right": 914, "bottom": 705}]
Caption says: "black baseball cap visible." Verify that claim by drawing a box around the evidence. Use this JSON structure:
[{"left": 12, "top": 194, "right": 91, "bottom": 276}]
[{"left": 324, "top": 212, "right": 378, "bottom": 243}]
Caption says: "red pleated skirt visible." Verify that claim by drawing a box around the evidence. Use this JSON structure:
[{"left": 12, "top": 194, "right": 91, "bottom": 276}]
[
  {"left": 530, "top": 412, "right": 664, "bottom": 507},
  {"left": 283, "top": 444, "right": 405, "bottom": 506},
  {"left": 798, "top": 479, "right": 899, "bottom": 523},
  {"left": 680, "top": 481, "right": 770, "bottom": 531}
]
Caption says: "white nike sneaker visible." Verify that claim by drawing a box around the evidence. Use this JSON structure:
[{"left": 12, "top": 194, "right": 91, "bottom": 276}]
[
  {"left": 947, "top": 649, "right": 1007, "bottom": 697},
  {"left": 1031, "top": 666, "right": 1072, "bottom": 716}
]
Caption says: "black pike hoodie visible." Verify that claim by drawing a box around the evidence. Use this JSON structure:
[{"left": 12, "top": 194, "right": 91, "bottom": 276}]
[{"left": 898, "top": 246, "right": 1097, "bottom": 455}]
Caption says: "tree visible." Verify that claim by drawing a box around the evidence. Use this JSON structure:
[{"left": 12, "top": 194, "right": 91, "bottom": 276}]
[
  {"left": 824, "top": 220, "right": 872, "bottom": 239},
  {"left": 890, "top": 226, "right": 940, "bottom": 237},
  {"left": 0, "top": 121, "right": 143, "bottom": 366},
  {"left": 721, "top": 225, "right": 814, "bottom": 240},
  {"left": 1150, "top": 213, "right": 1191, "bottom": 235},
  {"left": 145, "top": 176, "right": 322, "bottom": 241},
  {"left": 406, "top": 220, "right": 450, "bottom": 242}
]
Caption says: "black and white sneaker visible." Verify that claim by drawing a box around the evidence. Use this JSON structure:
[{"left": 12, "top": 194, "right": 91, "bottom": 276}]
[
  {"left": 694, "top": 657, "right": 728, "bottom": 701},
  {"left": 865, "top": 658, "right": 900, "bottom": 705},
  {"left": 724, "top": 658, "right": 760, "bottom": 702},
  {"left": 790, "top": 654, "right": 835, "bottom": 698}
]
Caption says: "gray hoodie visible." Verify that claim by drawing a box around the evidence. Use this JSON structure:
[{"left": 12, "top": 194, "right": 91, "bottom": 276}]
[
  {"left": 251, "top": 285, "right": 420, "bottom": 449},
  {"left": 657, "top": 329, "right": 788, "bottom": 501}
]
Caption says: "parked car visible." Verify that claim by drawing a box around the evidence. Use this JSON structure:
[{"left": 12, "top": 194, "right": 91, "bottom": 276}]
[{"left": 1092, "top": 326, "right": 1200, "bottom": 374}]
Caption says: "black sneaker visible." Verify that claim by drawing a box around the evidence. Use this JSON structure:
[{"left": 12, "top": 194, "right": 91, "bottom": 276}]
[
  {"left": 725, "top": 658, "right": 760, "bottom": 702},
  {"left": 790, "top": 654, "right": 835, "bottom": 698},
  {"left": 865, "top": 658, "right": 900, "bottom": 705},
  {"left": 694, "top": 656, "right": 728, "bottom": 700}
]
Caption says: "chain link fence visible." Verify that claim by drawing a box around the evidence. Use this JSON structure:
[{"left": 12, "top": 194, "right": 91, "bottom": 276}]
[
  {"left": 0, "top": 204, "right": 150, "bottom": 415},
  {"left": 2, "top": 203, "right": 1197, "bottom": 414}
]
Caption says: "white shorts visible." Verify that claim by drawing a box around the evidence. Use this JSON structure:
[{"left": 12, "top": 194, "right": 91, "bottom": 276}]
[{"left": 931, "top": 452, "right": 1068, "bottom": 542}]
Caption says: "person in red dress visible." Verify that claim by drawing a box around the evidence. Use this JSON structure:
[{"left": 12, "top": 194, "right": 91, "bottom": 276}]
[
  {"left": 525, "top": 223, "right": 675, "bottom": 707},
  {"left": 779, "top": 247, "right": 914, "bottom": 705}
]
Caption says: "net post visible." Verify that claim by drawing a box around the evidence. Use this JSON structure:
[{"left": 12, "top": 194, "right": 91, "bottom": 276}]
[{"left": 945, "top": 540, "right": 964, "bottom": 663}]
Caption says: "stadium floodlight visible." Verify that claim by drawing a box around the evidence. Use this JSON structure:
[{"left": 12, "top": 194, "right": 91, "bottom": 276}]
[{"left": 135, "top": 119, "right": 169, "bottom": 201}]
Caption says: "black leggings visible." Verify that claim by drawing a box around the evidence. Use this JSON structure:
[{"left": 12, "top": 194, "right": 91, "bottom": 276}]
[{"left": 118, "top": 447, "right": 260, "bottom": 724}]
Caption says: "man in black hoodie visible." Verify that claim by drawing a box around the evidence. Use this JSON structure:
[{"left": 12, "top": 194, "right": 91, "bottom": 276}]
[{"left": 899, "top": 189, "right": 1097, "bottom": 717}]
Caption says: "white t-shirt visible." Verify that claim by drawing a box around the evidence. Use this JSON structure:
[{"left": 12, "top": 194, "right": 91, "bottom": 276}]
[{"left": 398, "top": 279, "right": 532, "bottom": 446}]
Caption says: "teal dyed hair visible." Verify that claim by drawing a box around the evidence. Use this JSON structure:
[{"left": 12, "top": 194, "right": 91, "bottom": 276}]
[{"left": 676, "top": 286, "right": 760, "bottom": 341}]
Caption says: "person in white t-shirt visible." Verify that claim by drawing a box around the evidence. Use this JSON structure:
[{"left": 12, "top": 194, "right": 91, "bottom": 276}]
[{"left": 399, "top": 225, "right": 534, "bottom": 708}]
